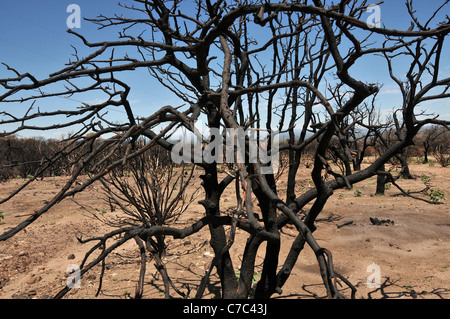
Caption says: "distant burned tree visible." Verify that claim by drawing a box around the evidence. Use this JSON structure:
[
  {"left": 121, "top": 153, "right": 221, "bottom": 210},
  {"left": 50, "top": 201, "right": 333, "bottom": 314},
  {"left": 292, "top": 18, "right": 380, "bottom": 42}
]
[
  {"left": 416, "top": 124, "right": 448, "bottom": 164},
  {"left": 415, "top": 124, "right": 450, "bottom": 167},
  {"left": 325, "top": 85, "right": 382, "bottom": 176},
  {"left": 1, "top": 0, "right": 450, "bottom": 299},
  {"left": 346, "top": 94, "right": 384, "bottom": 172},
  {"left": 432, "top": 128, "right": 450, "bottom": 167},
  {"left": 372, "top": 112, "right": 415, "bottom": 179}
]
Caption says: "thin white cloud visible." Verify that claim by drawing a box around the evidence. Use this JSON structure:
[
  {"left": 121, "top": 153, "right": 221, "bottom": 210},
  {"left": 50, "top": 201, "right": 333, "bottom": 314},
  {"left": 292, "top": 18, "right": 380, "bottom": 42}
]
[{"left": 380, "top": 88, "right": 401, "bottom": 95}]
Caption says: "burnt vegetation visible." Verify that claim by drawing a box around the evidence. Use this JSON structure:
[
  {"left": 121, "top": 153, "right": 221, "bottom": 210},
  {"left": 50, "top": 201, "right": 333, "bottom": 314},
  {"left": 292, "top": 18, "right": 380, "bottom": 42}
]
[{"left": 1, "top": 0, "right": 449, "bottom": 299}]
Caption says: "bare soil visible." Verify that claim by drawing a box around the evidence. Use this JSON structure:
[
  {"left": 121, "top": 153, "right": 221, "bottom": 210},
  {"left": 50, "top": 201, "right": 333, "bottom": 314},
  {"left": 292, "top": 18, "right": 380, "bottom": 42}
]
[{"left": 0, "top": 162, "right": 449, "bottom": 299}]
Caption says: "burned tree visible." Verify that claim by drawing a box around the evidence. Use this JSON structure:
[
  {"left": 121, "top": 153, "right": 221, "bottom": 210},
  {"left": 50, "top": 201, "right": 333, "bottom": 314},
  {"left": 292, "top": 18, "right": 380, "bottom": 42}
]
[
  {"left": 417, "top": 125, "right": 447, "bottom": 164},
  {"left": 95, "top": 145, "right": 199, "bottom": 298},
  {"left": 1, "top": 0, "right": 450, "bottom": 299}
]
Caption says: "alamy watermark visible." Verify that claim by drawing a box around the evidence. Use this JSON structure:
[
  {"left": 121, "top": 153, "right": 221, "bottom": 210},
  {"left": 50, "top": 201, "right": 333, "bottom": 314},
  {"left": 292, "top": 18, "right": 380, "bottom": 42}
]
[
  {"left": 65, "top": 3, "right": 381, "bottom": 31},
  {"left": 67, "top": 264, "right": 81, "bottom": 288},
  {"left": 366, "top": 263, "right": 381, "bottom": 288},
  {"left": 171, "top": 121, "right": 279, "bottom": 175},
  {"left": 64, "top": 3, "right": 382, "bottom": 32},
  {"left": 66, "top": 4, "right": 81, "bottom": 29},
  {"left": 64, "top": 262, "right": 382, "bottom": 290},
  {"left": 366, "top": 4, "right": 382, "bottom": 28}
]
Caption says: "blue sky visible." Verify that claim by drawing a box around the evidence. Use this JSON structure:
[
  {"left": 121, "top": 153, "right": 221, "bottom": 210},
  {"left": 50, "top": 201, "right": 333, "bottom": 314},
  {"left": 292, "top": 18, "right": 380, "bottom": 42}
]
[{"left": 0, "top": 0, "right": 449, "bottom": 138}]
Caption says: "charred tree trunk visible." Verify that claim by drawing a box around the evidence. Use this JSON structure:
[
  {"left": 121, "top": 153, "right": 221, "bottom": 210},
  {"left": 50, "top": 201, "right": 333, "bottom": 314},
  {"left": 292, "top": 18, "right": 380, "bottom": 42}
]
[
  {"left": 198, "top": 164, "right": 238, "bottom": 298},
  {"left": 398, "top": 152, "right": 414, "bottom": 179},
  {"left": 375, "top": 164, "right": 386, "bottom": 195},
  {"left": 252, "top": 173, "right": 280, "bottom": 299},
  {"left": 423, "top": 142, "right": 430, "bottom": 164},
  {"left": 353, "top": 151, "right": 362, "bottom": 171}
]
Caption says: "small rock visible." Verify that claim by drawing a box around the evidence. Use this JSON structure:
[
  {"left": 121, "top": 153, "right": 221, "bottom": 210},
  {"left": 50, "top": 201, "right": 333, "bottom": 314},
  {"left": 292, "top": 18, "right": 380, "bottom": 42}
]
[
  {"left": 204, "top": 251, "right": 214, "bottom": 257},
  {"left": 86, "top": 274, "right": 96, "bottom": 281},
  {"left": 0, "top": 254, "right": 13, "bottom": 262},
  {"left": 27, "top": 275, "right": 42, "bottom": 285},
  {"left": 370, "top": 217, "right": 394, "bottom": 226},
  {"left": 67, "top": 254, "right": 76, "bottom": 260}
]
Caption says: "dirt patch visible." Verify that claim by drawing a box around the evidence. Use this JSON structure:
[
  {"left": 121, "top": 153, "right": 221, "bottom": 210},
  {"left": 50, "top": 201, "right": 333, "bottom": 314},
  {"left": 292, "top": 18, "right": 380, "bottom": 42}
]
[{"left": 0, "top": 163, "right": 449, "bottom": 299}]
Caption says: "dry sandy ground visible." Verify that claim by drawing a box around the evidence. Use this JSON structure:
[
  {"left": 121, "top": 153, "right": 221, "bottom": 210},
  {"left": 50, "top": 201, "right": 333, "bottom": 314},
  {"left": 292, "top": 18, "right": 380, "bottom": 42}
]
[{"left": 0, "top": 162, "right": 449, "bottom": 299}]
